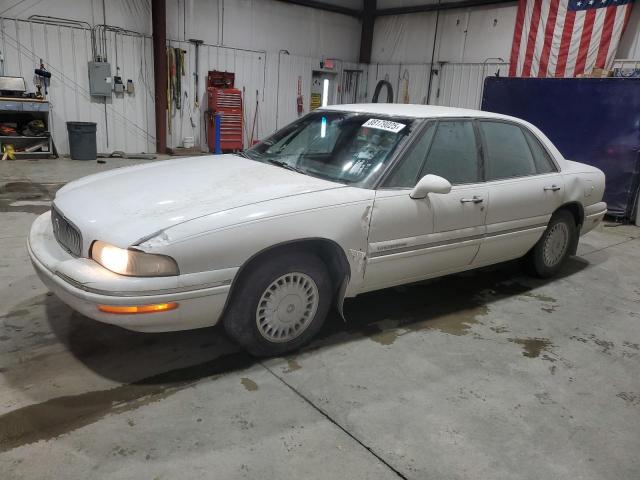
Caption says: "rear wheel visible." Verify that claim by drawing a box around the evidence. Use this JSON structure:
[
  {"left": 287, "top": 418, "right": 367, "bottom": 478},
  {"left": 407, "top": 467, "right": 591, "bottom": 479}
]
[
  {"left": 224, "top": 252, "right": 332, "bottom": 356},
  {"left": 525, "top": 210, "right": 576, "bottom": 278}
]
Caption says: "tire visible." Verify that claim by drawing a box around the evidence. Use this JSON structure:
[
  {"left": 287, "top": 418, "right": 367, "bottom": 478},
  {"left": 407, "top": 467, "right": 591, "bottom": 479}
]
[
  {"left": 525, "top": 210, "right": 576, "bottom": 278},
  {"left": 223, "top": 251, "right": 333, "bottom": 357}
]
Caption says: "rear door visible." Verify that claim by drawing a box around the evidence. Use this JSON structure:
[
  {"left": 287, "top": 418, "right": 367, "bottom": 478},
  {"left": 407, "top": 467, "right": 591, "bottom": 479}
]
[
  {"left": 363, "top": 120, "right": 488, "bottom": 292},
  {"left": 473, "top": 120, "right": 564, "bottom": 265}
]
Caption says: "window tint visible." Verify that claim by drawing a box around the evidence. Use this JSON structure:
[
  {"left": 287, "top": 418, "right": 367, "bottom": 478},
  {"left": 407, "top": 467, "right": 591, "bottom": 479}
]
[
  {"left": 419, "top": 121, "right": 480, "bottom": 184},
  {"left": 481, "top": 122, "right": 537, "bottom": 180},
  {"left": 522, "top": 128, "right": 556, "bottom": 174},
  {"left": 384, "top": 123, "right": 435, "bottom": 188}
]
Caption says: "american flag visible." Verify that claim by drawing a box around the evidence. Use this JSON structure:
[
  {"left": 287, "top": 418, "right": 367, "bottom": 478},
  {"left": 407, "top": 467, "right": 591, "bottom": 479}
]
[{"left": 509, "top": 0, "right": 635, "bottom": 77}]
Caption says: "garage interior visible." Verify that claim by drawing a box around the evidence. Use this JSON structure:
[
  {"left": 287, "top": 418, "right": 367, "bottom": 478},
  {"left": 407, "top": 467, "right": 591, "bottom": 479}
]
[{"left": 1, "top": 0, "right": 640, "bottom": 478}]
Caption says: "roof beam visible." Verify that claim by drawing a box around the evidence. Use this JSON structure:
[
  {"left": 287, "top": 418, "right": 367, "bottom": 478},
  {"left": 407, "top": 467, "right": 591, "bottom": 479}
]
[
  {"left": 375, "top": 0, "right": 516, "bottom": 16},
  {"left": 274, "top": 0, "right": 361, "bottom": 17}
]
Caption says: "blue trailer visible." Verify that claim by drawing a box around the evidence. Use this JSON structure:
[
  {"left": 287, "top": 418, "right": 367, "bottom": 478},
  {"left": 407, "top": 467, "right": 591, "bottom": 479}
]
[{"left": 481, "top": 77, "right": 640, "bottom": 221}]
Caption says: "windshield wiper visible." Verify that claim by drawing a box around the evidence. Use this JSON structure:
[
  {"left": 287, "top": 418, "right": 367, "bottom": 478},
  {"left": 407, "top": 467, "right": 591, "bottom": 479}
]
[
  {"left": 266, "top": 159, "right": 305, "bottom": 174},
  {"left": 236, "top": 150, "right": 253, "bottom": 159}
]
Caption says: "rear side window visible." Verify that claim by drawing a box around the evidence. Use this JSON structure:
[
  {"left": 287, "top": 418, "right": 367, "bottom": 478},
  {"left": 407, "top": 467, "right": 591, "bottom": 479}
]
[
  {"left": 419, "top": 121, "right": 480, "bottom": 184},
  {"left": 481, "top": 121, "right": 537, "bottom": 180},
  {"left": 522, "top": 128, "right": 557, "bottom": 174}
]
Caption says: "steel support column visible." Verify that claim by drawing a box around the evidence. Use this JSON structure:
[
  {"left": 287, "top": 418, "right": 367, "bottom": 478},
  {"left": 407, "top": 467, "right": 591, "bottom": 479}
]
[
  {"left": 359, "top": 0, "right": 376, "bottom": 64},
  {"left": 152, "top": 0, "right": 167, "bottom": 154}
]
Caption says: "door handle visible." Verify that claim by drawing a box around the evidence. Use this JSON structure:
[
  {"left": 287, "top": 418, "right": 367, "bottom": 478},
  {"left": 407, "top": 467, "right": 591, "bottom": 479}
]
[
  {"left": 460, "top": 196, "right": 484, "bottom": 204},
  {"left": 544, "top": 185, "right": 561, "bottom": 191}
]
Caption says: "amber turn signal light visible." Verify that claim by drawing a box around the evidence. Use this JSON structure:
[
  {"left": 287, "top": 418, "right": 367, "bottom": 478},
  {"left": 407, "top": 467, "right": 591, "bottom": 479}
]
[{"left": 98, "top": 302, "right": 179, "bottom": 314}]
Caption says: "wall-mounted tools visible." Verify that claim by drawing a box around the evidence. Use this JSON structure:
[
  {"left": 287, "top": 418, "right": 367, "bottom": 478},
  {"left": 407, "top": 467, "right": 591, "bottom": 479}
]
[
  {"left": 34, "top": 59, "right": 51, "bottom": 99},
  {"left": 189, "top": 39, "right": 203, "bottom": 108},
  {"left": 167, "top": 47, "right": 186, "bottom": 133}
]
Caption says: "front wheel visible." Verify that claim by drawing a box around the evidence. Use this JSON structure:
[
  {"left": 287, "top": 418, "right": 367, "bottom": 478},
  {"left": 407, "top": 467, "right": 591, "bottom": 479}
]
[
  {"left": 525, "top": 210, "right": 577, "bottom": 278},
  {"left": 223, "top": 252, "right": 333, "bottom": 357}
]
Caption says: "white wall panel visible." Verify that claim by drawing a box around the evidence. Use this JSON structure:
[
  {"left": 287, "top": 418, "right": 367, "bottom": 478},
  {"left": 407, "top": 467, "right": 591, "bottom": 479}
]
[
  {"left": 0, "top": 18, "right": 155, "bottom": 155},
  {"left": 165, "top": 39, "right": 267, "bottom": 151},
  {"left": 617, "top": 5, "right": 640, "bottom": 60},
  {"left": 1, "top": 0, "right": 152, "bottom": 34},
  {"left": 366, "top": 61, "right": 508, "bottom": 109},
  {"left": 166, "top": 0, "right": 360, "bottom": 60},
  {"left": 372, "top": 2, "right": 636, "bottom": 65},
  {"left": 433, "top": 62, "right": 507, "bottom": 109},
  {"left": 366, "top": 63, "right": 433, "bottom": 104}
]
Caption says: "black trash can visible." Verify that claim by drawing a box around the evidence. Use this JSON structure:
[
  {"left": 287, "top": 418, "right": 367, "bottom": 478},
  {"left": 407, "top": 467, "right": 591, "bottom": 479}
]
[{"left": 67, "top": 121, "right": 97, "bottom": 160}]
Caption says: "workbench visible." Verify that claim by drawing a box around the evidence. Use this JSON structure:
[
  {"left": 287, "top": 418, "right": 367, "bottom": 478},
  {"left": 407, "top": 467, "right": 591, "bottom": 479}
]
[{"left": 0, "top": 97, "right": 53, "bottom": 159}]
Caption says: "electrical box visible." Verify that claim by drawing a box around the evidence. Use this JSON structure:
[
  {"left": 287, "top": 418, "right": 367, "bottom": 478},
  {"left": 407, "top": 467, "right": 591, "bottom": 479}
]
[{"left": 88, "top": 61, "right": 112, "bottom": 96}]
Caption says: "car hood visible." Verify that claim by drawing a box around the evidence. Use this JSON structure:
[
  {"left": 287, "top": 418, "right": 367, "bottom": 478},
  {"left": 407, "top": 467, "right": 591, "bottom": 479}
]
[{"left": 53, "top": 154, "right": 344, "bottom": 249}]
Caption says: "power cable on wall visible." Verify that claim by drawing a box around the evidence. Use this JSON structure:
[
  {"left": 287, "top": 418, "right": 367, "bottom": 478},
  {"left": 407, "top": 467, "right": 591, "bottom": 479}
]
[
  {"left": 0, "top": 24, "right": 154, "bottom": 143},
  {"left": 426, "top": 0, "right": 441, "bottom": 105}
]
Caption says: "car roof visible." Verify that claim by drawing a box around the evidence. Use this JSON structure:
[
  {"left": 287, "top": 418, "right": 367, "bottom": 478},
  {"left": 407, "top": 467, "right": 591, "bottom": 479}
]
[{"left": 320, "top": 103, "right": 518, "bottom": 122}]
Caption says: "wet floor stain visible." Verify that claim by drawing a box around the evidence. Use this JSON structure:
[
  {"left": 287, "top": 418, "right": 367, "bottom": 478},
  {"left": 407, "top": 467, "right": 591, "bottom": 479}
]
[
  {"left": 407, "top": 305, "right": 489, "bottom": 336},
  {"left": 0, "top": 181, "right": 63, "bottom": 214},
  {"left": 490, "top": 325, "right": 510, "bottom": 334},
  {"left": 507, "top": 337, "right": 553, "bottom": 358},
  {"left": 366, "top": 301, "right": 490, "bottom": 346},
  {"left": 283, "top": 358, "right": 302, "bottom": 373},
  {"left": 0, "top": 352, "right": 254, "bottom": 453},
  {"left": 370, "top": 329, "right": 402, "bottom": 345},
  {"left": 111, "top": 445, "right": 137, "bottom": 457},
  {"left": 570, "top": 334, "right": 616, "bottom": 355},
  {"left": 342, "top": 276, "right": 524, "bottom": 348},
  {"left": 522, "top": 292, "right": 557, "bottom": 303},
  {"left": 534, "top": 392, "right": 556, "bottom": 405},
  {"left": 240, "top": 378, "right": 258, "bottom": 392},
  {"left": 616, "top": 392, "right": 640, "bottom": 406},
  {"left": 0, "top": 261, "right": 584, "bottom": 453}
]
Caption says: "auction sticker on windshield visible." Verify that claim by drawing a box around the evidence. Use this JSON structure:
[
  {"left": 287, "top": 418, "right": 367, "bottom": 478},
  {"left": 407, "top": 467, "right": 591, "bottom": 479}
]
[{"left": 362, "top": 118, "right": 406, "bottom": 133}]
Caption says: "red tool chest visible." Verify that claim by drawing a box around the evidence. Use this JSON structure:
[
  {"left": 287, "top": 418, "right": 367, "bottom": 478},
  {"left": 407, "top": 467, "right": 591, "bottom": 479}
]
[{"left": 206, "top": 71, "right": 243, "bottom": 152}]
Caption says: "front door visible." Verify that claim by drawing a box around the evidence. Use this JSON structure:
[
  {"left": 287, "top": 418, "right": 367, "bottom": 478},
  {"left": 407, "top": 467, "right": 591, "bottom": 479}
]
[
  {"left": 473, "top": 120, "right": 564, "bottom": 265},
  {"left": 363, "top": 120, "right": 487, "bottom": 292}
]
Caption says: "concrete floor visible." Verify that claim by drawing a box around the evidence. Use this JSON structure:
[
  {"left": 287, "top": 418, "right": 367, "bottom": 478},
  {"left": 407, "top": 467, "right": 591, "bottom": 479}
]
[{"left": 1, "top": 158, "right": 639, "bottom": 480}]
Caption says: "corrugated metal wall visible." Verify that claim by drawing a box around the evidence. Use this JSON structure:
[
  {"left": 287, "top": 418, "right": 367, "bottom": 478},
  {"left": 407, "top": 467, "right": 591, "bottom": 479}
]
[
  {"left": 1, "top": 16, "right": 369, "bottom": 154},
  {"left": 435, "top": 62, "right": 508, "bottom": 108},
  {"left": 165, "top": 39, "right": 266, "bottom": 150},
  {"left": 0, "top": 18, "right": 155, "bottom": 155},
  {"left": 364, "top": 62, "right": 509, "bottom": 109}
]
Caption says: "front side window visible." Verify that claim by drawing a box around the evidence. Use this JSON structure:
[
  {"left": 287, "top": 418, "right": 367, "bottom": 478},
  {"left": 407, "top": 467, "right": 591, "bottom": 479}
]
[
  {"left": 419, "top": 120, "right": 480, "bottom": 184},
  {"left": 244, "top": 112, "right": 415, "bottom": 187},
  {"left": 384, "top": 123, "right": 435, "bottom": 188},
  {"left": 481, "top": 121, "right": 538, "bottom": 181}
]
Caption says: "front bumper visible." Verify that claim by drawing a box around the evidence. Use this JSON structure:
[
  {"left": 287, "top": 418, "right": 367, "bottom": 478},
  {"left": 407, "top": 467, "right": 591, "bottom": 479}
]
[{"left": 28, "top": 212, "right": 232, "bottom": 332}]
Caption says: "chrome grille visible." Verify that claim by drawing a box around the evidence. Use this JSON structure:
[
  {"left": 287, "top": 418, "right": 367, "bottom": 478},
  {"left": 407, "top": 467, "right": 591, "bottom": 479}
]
[{"left": 51, "top": 207, "right": 82, "bottom": 257}]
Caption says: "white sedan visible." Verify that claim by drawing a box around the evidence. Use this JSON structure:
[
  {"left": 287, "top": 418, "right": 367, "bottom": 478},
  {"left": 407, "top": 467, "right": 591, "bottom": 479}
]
[{"left": 29, "top": 104, "right": 606, "bottom": 355}]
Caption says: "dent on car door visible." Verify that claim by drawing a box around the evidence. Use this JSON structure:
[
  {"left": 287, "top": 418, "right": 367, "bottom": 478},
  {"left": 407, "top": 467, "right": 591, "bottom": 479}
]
[
  {"left": 473, "top": 121, "right": 564, "bottom": 265},
  {"left": 363, "top": 120, "right": 487, "bottom": 292}
]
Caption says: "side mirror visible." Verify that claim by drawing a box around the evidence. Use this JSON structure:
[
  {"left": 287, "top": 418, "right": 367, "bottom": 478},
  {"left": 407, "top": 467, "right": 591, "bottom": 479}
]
[{"left": 410, "top": 174, "right": 452, "bottom": 199}]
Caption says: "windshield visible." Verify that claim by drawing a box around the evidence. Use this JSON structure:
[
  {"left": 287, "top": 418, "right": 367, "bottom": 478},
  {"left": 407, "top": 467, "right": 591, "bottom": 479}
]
[{"left": 243, "top": 111, "right": 416, "bottom": 187}]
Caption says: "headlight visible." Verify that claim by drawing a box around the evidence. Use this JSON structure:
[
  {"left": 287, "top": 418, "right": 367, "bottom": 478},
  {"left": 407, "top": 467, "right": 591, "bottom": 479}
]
[{"left": 91, "top": 241, "right": 179, "bottom": 277}]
